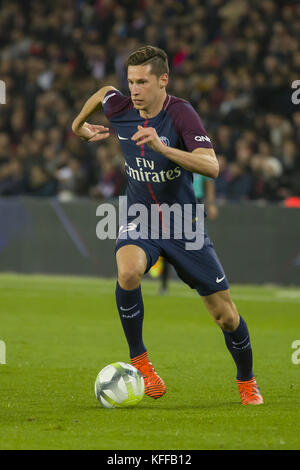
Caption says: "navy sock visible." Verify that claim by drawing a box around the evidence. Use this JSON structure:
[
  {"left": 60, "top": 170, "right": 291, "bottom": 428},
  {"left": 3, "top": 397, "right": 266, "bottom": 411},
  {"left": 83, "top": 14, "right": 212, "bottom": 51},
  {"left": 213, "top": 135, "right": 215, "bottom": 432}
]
[
  {"left": 115, "top": 282, "right": 146, "bottom": 359},
  {"left": 222, "top": 316, "right": 254, "bottom": 381}
]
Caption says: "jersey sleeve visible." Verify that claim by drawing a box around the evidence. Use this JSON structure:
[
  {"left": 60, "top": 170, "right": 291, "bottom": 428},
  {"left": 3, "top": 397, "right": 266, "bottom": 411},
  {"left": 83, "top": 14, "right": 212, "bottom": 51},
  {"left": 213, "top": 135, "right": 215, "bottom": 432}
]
[
  {"left": 102, "top": 89, "right": 132, "bottom": 120},
  {"left": 174, "top": 102, "right": 213, "bottom": 152}
]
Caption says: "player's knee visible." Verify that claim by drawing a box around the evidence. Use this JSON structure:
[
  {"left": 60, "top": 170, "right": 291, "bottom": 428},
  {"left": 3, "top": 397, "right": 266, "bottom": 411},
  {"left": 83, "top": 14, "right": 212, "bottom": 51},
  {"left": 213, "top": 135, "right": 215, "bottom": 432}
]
[
  {"left": 212, "top": 299, "right": 239, "bottom": 331},
  {"left": 118, "top": 265, "right": 143, "bottom": 290},
  {"left": 218, "top": 311, "right": 238, "bottom": 331}
]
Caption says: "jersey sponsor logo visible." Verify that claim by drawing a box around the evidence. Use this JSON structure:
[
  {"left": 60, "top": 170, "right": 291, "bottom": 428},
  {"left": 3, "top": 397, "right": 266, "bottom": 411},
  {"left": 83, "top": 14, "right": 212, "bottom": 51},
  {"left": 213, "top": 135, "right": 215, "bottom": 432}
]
[
  {"left": 118, "top": 134, "right": 129, "bottom": 140},
  {"left": 103, "top": 92, "right": 116, "bottom": 104},
  {"left": 159, "top": 136, "right": 170, "bottom": 146},
  {"left": 195, "top": 135, "right": 211, "bottom": 142},
  {"left": 125, "top": 162, "right": 181, "bottom": 183}
]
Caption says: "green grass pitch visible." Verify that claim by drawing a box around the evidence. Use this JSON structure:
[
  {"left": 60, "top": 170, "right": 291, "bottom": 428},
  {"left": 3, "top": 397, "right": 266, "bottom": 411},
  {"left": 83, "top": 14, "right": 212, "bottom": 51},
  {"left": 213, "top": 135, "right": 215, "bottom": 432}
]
[{"left": 0, "top": 273, "right": 300, "bottom": 450}]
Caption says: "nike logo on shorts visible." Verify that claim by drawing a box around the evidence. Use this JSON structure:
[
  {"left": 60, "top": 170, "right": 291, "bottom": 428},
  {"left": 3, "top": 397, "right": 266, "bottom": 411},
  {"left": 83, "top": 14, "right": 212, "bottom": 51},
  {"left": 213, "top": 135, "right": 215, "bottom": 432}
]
[
  {"left": 118, "top": 134, "right": 129, "bottom": 140},
  {"left": 216, "top": 275, "right": 225, "bottom": 283}
]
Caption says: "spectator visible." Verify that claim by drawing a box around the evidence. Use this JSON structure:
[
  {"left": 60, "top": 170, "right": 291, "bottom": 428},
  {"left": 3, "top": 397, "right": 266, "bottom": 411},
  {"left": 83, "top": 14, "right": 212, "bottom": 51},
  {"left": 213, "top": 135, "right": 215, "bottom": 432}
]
[
  {"left": 215, "top": 155, "right": 230, "bottom": 200},
  {"left": 283, "top": 168, "right": 300, "bottom": 208},
  {"left": 26, "top": 165, "right": 57, "bottom": 197},
  {"left": 0, "top": 159, "right": 26, "bottom": 196},
  {"left": 55, "top": 157, "right": 88, "bottom": 200},
  {"left": 226, "top": 162, "right": 253, "bottom": 201},
  {"left": 0, "top": 0, "right": 298, "bottom": 204},
  {"left": 90, "top": 145, "right": 125, "bottom": 200}
]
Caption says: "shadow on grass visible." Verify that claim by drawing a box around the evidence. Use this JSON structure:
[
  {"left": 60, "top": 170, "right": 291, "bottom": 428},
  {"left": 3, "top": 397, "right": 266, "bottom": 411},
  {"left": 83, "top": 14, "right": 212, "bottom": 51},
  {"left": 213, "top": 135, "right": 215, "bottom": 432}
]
[{"left": 87, "top": 401, "right": 240, "bottom": 411}]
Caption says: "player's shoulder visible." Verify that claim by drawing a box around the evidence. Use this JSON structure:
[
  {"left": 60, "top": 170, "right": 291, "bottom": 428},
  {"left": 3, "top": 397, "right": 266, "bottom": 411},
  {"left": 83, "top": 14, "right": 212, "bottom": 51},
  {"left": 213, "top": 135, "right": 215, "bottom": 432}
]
[
  {"left": 166, "top": 95, "right": 201, "bottom": 125},
  {"left": 102, "top": 88, "right": 132, "bottom": 119},
  {"left": 165, "top": 95, "right": 213, "bottom": 149},
  {"left": 168, "top": 94, "right": 191, "bottom": 108}
]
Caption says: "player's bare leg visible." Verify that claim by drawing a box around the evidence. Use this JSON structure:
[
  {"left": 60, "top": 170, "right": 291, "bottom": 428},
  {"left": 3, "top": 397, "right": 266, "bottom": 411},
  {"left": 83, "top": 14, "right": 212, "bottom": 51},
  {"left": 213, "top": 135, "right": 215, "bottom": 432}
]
[
  {"left": 202, "top": 288, "right": 239, "bottom": 331},
  {"left": 117, "top": 244, "right": 146, "bottom": 290},
  {"left": 116, "top": 245, "right": 166, "bottom": 399},
  {"left": 202, "top": 289, "right": 264, "bottom": 405}
]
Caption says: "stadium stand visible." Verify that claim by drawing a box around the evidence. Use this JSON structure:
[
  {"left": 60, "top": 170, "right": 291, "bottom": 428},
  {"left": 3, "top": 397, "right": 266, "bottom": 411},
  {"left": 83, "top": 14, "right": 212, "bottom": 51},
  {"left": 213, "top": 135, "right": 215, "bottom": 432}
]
[{"left": 0, "top": 0, "right": 299, "bottom": 202}]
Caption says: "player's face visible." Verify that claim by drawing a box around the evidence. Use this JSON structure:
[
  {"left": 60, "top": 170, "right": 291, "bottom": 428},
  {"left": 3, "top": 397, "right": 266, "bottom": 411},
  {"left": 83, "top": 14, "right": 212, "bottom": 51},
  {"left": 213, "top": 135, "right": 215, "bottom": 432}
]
[{"left": 127, "top": 64, "right": 167, "bottom": 111}]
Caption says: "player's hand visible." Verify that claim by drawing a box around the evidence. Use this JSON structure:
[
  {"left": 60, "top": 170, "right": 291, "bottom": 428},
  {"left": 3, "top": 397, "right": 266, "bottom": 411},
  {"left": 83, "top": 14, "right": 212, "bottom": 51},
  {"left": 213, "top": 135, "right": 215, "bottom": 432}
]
[
  {"left": 131, "top": 125, "right": 165, "bottom": 153},
  {"left": 73, "top": 122, "right": 110, "bottom": 142},
  {"left": 207, "top": 204, "right": 219, "bottom": 220}
]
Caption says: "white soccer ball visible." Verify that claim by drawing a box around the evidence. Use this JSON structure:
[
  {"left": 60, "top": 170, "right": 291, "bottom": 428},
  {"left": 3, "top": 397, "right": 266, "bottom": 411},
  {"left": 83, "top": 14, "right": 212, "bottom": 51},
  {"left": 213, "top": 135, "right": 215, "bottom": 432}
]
[{"left": 95, "top": 362, "right": 144, "bottom": 408}]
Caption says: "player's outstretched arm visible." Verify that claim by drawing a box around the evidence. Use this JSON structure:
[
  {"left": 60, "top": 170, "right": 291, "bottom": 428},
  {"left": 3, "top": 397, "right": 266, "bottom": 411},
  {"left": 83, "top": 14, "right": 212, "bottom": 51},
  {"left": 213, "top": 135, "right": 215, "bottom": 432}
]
[{"left": 72, "top": 86, "right": 116, "bottom": 142}]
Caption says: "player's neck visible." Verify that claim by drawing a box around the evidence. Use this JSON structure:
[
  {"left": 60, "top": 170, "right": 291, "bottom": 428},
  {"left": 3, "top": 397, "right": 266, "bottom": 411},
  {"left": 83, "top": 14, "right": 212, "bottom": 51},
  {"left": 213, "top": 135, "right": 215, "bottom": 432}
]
[{"left": 139, "top": 91, "right": 167, "bottom": 120}]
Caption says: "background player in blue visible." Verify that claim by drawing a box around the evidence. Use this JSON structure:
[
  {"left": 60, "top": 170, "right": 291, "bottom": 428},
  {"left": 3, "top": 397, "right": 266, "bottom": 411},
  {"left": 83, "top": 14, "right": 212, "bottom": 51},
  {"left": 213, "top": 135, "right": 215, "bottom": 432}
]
[{"left": 72, "top": 46, "right": 263, "bottom": 405}]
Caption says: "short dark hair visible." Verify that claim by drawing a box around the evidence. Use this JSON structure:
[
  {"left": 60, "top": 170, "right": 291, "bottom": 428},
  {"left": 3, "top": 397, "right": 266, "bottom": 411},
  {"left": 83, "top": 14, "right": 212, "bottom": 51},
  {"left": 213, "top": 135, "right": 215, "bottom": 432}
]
[{"left": 126, "top": 45, "right": 169, "bottom": 78}]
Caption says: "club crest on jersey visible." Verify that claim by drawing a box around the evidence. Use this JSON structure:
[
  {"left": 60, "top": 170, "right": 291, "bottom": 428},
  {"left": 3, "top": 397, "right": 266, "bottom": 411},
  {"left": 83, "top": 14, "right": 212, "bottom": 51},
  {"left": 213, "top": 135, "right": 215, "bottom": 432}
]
[{"left": 159, "top": 136, "right": 170, "bottom": 146}]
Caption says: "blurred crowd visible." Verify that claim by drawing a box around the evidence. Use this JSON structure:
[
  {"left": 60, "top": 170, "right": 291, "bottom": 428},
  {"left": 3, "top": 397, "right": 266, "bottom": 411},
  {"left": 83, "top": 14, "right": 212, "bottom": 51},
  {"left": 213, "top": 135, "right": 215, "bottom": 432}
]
[{"left": 0, "top": 0, "right": 299, "bottom": 203}]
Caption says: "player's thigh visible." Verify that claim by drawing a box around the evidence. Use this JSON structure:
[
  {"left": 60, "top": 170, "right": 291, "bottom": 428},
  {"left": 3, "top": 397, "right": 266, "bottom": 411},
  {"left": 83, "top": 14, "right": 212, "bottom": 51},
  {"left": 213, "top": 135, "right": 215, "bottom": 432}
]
[
  {"left": 202, "top": 289, "right": 239, "bottom": 330},
  {"left": 162, "top": 233, "right": 229, "bottom": 296}
]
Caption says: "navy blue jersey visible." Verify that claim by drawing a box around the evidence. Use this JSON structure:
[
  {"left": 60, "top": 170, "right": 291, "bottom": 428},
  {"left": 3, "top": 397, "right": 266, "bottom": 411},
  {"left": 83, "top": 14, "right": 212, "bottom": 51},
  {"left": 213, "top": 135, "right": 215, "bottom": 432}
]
[{"left": 103, "top": 90, "right": 213, "bottom": 211}]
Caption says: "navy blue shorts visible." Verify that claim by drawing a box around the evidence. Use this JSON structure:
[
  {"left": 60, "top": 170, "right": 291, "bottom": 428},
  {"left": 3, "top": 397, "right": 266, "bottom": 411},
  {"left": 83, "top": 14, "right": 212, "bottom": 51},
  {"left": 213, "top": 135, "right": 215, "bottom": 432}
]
[{"left": 115, "top": 232, "right": 229, "bottom": 297}]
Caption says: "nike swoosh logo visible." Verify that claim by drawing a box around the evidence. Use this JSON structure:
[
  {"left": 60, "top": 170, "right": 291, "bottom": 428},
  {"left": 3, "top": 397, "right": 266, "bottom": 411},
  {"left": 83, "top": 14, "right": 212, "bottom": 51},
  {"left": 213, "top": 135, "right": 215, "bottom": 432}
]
[
  {"left": 118, "top": 134, "right": 129, "bottom": 140},
  {"left": 120, "top": 304, "right": 138, "bottom": 311},
  {"left": 216, "top": 275, "right": 225, "bottom": 283},
  {"left": 103, "top": 92, "right": 116, "bottom": 104}
]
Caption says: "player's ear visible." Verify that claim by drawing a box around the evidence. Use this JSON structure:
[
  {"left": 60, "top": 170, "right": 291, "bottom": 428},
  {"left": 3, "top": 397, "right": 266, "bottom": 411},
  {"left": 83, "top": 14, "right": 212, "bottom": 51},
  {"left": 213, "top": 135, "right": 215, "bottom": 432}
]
[{"left": 159, "top": 73, "right": 168, "bottom": 89}]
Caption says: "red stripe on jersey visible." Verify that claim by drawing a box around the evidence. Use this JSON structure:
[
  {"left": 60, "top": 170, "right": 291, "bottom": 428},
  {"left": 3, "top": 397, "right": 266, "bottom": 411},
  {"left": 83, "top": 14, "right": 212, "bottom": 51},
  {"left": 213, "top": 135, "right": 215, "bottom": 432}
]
[
  {"left": 141, "top": 119, "right": 166, "bottom": 233},
  {"left": 140, "top": 118, "right": 148, "bottom": 157}
]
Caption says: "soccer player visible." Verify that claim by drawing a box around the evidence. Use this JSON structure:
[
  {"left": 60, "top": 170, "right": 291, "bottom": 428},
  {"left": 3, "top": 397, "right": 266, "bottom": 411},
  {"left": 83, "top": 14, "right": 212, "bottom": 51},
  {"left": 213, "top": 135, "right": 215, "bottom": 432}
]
[{"left": 72, "top": 45, "right": 263, "bottom": 405}]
